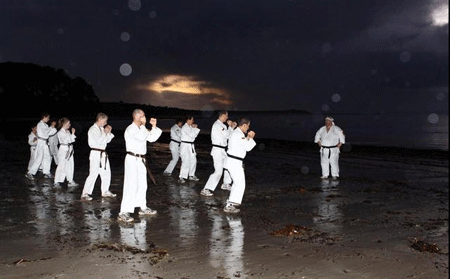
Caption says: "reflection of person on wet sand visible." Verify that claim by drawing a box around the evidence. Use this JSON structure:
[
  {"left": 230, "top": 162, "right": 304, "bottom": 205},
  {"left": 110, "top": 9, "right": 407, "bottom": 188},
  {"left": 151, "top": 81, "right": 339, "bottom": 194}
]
[
  {"left": 118, "top": 109, "right": 162, "bottom": 223},
  {"left": 314, "top": 116, "right": 345, "bottom": 180},
  {"left": 224, "top": 118, "right": 256, "bottom": 213}
]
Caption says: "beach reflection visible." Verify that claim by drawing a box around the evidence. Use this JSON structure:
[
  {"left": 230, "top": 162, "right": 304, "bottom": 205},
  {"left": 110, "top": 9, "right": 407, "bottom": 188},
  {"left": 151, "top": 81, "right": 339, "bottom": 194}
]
[
  {"left": 208, "top": 208, "right": 245, "bottom": 278},
  {"left": 120, "top": 218, "right": 148, "bottom": 251},
  {"left": 80, "top": 199, "right": 112, "bottom": 244},
  {"left": 168, "top": 184, "right": 199, "bottom": 248},
  {"left": 313, "top": 179, "right": 343, "bottom": 234}
]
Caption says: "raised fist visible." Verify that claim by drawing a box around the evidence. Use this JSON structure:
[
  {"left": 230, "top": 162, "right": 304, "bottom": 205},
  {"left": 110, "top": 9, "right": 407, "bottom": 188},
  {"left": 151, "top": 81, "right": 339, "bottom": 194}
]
[
  {"left": 149, "top": 118, "right": 157, "bottom": 127},
  {"left": 247, "top": 130, "right": 256, "bottom": 139}
]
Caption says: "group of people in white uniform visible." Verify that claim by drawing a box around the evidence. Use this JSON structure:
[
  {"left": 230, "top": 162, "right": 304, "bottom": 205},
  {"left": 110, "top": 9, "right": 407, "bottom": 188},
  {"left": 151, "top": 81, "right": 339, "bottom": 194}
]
[{"left": 26, "top": 109, "right": 345, "bottom": 222}]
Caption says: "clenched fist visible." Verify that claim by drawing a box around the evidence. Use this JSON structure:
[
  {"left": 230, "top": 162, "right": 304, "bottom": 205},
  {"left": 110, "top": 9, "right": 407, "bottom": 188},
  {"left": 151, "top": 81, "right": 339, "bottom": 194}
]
[{"left": 149, "top": 118, "right": 157, "bottom": 127}]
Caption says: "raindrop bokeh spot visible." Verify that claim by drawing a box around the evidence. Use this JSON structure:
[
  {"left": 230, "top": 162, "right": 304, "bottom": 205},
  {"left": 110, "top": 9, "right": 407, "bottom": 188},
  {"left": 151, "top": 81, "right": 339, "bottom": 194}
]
[
  {"left": 428, "top": 113, "right": 439, "bottom": 124},
  {"left": 119, "top": 63, "right": 132, "bottom": 76},
  {"left": 128, "top": 0, "right": 141, "bottom": 11}
]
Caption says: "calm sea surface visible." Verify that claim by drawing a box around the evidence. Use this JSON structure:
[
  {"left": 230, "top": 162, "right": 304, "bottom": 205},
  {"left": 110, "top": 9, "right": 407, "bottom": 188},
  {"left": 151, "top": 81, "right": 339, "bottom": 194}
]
[{"left": 109, "top": 111, "right": 448, "bottom": 151}]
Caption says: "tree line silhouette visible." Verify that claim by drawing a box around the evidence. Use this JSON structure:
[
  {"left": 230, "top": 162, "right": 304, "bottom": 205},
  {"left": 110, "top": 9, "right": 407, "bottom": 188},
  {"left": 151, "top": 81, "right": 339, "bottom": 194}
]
[{"left": 0, "top": 62, "right": 100, "bottom": 118}]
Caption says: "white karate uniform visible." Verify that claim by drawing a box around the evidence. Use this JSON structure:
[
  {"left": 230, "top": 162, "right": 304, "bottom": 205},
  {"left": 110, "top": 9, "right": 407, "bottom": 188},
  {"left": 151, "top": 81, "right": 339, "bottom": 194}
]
[
  {"left": 28, "top": 120, "right": 57, "bottom": 175},
  {"left": 27, "top": 132, "right": 38, "bottom": 172},
  {"left": 314, "top": 124, "right": 345, "bottom": 177},
  {"left": 120, "top": 123, "right": 162, "bottom": 214},
  {"left": 163, "top": 124, "right": 182, "bottom": 174},
  {"left": 204, "top": 119, "right": 233, "bottom": 191},
  {"left": 81, "top": 123, "right": 114, "bottom": 196},
  {"left": 48, "top": 132, "right": 59, "bottom": 166},
  {"left": 179, "top": 123, "right": 200, "bottom": 179},
  {"left": 54, "top": 129, "right": 76, "bottom": 183},
  {"left": 225, "top": 128, "right": 256, "bottom": 205}
]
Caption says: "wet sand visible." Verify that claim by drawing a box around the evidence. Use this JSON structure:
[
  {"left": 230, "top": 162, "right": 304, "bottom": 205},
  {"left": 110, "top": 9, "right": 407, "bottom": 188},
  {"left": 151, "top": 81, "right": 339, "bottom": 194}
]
[{"left": 0, "top": 134, "right": 448, "bottom": 279}]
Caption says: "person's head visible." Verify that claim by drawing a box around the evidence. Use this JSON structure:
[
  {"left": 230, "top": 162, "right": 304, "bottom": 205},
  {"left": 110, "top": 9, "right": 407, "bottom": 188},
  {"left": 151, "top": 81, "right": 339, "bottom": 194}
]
[
  {"left": 176, "top": 118, "right": 183, "bottom": 127},
  {"left": 96, "top": 113, "right": 108, "bottom": 127},
  {"left": 218, "top": 110, "right": 228, "bottom": 123},
  {"left": 41, "top": 113, "right": 50, "bottom": 123},
  {"left": 325, "top": 116, "right": 334, "bottom": 128},
  {"left": 58, "top": 117, "right": 71, "bottom": 130},
  {"left": 185, "top": 115, "right": 194, "bottom": 125},
  {"left": 238, "top": 117, "right": 251, "bottom": 133},
  {"left": 31, "top": 124, "right": 37, "bottom": 133},
  {"left": 132, "top": 109, "right": 145, "bottom": 124}
]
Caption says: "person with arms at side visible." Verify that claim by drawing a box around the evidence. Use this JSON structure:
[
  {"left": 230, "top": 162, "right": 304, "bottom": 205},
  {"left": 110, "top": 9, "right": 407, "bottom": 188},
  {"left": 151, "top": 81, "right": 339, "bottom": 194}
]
[
  {"left": 163, "top": 118, "right": 183, "bottom": 176},
  {"left": 178, "top": 116, "right": 201, "bottom": 183},
  {"left": 314, "top": 116, "right": 345, "bottom": 180},
  {"left": 80, "top": 113, "right": 115, "bottom": 201},
  {"left": 26, "top": 113, "right": 57, "bottom": 180},
  {"left": 54, "top": 117, "right": 78, "bottom": 187},
  {"left": 117, "top": 109, "right": 162, "bottom": 223},
  {"left": 223, "top": 118, "right": 256, "bottom": 213},
  {"left": 200, "top": 110, "right": 236, "bottom": 197}
]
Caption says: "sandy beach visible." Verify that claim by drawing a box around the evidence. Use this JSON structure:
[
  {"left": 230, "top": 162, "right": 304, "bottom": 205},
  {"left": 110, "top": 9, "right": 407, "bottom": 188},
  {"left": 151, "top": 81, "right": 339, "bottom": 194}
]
[{"left": 0, "top": 133, "right": 448, "bottom": 279}]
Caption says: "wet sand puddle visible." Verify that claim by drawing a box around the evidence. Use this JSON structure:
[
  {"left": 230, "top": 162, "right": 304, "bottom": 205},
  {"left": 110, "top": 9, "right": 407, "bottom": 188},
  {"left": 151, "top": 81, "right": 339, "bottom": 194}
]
[{"left": 0, "top": 138, "right": 448, "bottom": 278}]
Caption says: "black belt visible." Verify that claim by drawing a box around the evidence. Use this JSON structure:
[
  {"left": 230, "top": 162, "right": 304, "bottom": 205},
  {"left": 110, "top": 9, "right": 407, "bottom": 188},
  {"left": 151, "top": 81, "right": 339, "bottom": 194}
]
[
  {"left": 126, "top": 151, "right": 146, "bottom": 158},
  {"left": 61, "top": 143, "right": 74, "bottom": 160},
  {"left": 181, "top": 141, "right": 195, "bottom": 153},
  {"left": 91, "top": 148, "right": 108, "bottom": 169},
  {"left": 126, "top": 152, "right": 156, "bottom": 185},
  {"left": 171, "top": 139, "right": 181, "bottom": 145},
  {"left": 37, "top": 136, "right": 49, "bottom": 145},
  {"left": 227, "top": 153, "right": 244, "bottom": 161},
  {"left": 212, "top": 144, "right": 227, "bottom": 150},
  {"left": 321, "top": 145, "right": 338, "bottom": 159}
]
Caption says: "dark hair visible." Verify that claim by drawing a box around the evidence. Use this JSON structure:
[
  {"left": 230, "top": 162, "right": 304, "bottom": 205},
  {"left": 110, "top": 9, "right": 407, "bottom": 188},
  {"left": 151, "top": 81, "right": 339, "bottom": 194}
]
[
  {"left": 218, "top": 110, "right": 228, "bottom": 117},
  {"left": 176, "top": 118, "right": 183, "bottom": 124},
  {"left": 41, "top": 112, "right": 50, "bottom": 119},
  {"left": 238, "top": 117, "right": 250, "bottom": 126},
  {"left": 185, "top": 115, "right": 193, "bottom": 122}
]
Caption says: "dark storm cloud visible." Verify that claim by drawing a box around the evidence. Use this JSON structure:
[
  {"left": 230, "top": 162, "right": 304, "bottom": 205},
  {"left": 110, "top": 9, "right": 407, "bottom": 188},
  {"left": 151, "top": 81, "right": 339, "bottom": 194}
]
[{"left": 0, "top": 0, "right": 447, "bottom": 112}]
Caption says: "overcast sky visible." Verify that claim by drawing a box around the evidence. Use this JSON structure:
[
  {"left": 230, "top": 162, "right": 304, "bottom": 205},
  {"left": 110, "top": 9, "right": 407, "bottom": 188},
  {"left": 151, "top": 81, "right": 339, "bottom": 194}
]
[{"left": 0, "top": 0, "right": 448, "bottom": 113}]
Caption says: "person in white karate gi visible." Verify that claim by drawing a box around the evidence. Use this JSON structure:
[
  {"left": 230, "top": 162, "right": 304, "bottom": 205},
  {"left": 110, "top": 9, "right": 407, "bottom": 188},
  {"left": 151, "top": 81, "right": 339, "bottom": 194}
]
[
  {"left": 81, "top": 113, "right": 115, "bottom": 201},
  {"left": 26, "top": 113, "right": 57, "bottom": 180},
  {"left": 178, "top": 116, "right": 201, "bottom": 183},
  {"left": 54, "top": 117, "right": 78, "bottom": 187},
  {"left": 48, "top": 120, "right": 59, "bottom": 167},
  {"left": 163, "top": 118, "right": 183, "bottom": 176},
  {"left": 223, "top": 118, "right": 256, "bottom": 213},
  {"left": 200, "top": 111, "right": 236, "bottom": 196},
  {"left": 314, "top": 116, "right": 345, "bottom": 179},
  {"left": 27, "top": 124, "right": 38, "bottom": 173},
  {"left": 117, "top": 109, "right": 162, "bottom": 223}
]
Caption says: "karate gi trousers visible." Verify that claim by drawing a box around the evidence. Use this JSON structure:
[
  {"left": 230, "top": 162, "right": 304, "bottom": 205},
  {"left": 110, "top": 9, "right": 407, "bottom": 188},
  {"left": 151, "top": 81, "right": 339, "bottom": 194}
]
[
  {"left": 82, "top": 150, "right": 111, "bottom": 195},
  {"left": 164, "top": 141, "right": 180, "bottom": 174},
  {"left": 54, "top": 145, "right": 74, "bottom": 183},
  {"left": 120, "top": 154, "right": 149, "bottom": 213},
  {"left": 204, "top": 147, "right": 232, "bottom": 191},
  {"left": 179, "top": 142, "right": 197, "bottom": 179},
  {"left": 27, "top": 146, "right": 37, "bottom": 172},
  {"left": 28, "top": 140, "right": 52, "bottom": 175},
  {"left": 320, "top": 147, "right": 340, "bottom": 177},
  {"left": 225, "top": 158, "right": 246, "bottom": 205}
]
